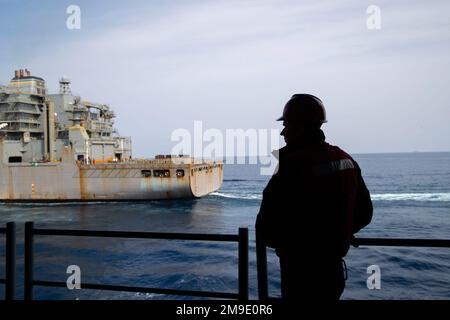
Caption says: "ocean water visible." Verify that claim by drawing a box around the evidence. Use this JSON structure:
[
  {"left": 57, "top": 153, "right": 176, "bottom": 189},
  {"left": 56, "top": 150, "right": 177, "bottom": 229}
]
[{"left": 0, "top": 152, "right": 449, "bottom": 300}]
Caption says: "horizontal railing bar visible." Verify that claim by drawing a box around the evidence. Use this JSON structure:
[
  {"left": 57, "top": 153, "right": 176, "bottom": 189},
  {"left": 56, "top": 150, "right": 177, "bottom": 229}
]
[
  {"left": 353, "top": 238, "right": 450, "bottom": 248},
  {"left": 33, "top": 280, "right": 239, "bottom": 299},
  {"left": 32, "top": 228, "right": 239, "bottom": 242},
  {"left": 256, "top": 235, "right": 450, "bottom": 300}
]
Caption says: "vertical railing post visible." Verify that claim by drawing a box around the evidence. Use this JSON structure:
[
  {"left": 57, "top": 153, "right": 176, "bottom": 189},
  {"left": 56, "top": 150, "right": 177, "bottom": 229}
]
[
  {"left": 24, "top": 221, "right": 34, "bottom": 300},
  {"left": 256, "top": 230, "right": 268, "bottom": 300},
  {"left": 5, "top": 222, "right": 16, "bottom": 300},
  {"left": 238, "top": 227, "right": 248, "bottom": 300}
]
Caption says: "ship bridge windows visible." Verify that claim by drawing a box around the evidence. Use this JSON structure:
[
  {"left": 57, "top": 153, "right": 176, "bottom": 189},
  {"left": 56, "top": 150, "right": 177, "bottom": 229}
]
[{"left": 153, "top": 169, "right": 170, "bottom": 178}]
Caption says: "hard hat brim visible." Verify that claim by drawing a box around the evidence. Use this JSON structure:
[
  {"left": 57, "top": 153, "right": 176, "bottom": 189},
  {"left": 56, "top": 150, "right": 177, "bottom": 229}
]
[{"left": 277, "top": 117, "right": 327, "bottom": 124}]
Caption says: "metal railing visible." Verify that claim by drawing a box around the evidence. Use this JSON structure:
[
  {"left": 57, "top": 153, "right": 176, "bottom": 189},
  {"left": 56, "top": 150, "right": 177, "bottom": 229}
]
[
  {"left": 2, "top": 220, "right": 447, "bottom": 301},
  {"left": 256, "top": 231, "right": 450, "bottom": 300},
  {"left": 0, "top": 222, "right": 16, "bottom": 300},
  {"left": 24, "top": 222, "right": 248, "bottom": 300}
]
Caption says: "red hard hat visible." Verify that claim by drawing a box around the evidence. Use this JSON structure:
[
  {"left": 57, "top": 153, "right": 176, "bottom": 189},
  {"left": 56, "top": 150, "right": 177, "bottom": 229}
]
[{"left": 277, "top": 94, "right": 327, "bottom": 125}]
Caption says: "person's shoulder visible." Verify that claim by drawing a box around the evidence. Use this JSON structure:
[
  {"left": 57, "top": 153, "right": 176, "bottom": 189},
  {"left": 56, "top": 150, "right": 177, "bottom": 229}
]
[{"left": 324, "top": 142, "right": 360, "bottom": 166}]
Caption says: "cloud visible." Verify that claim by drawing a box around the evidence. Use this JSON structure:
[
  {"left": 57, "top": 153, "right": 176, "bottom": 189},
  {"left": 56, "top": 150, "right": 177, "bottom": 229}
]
[{"left": 2, "top": 0, "right": 450, "bottom": 155}]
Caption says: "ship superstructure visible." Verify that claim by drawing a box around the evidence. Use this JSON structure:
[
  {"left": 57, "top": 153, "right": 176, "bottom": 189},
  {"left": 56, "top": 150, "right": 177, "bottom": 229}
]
[{"left": 0, "top": 69, "right": 223, "bottom": 201}]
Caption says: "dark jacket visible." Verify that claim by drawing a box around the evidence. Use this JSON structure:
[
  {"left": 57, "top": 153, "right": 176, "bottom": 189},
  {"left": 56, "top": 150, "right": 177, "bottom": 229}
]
[{"left": 256, "top": 133, "right": 373, "bottom": 261}]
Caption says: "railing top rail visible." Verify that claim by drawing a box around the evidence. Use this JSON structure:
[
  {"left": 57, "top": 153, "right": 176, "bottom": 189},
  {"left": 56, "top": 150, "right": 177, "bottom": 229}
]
[
  {"left": 353, "top": 237, "right": 450, "bottom": 248},
  {"left": 23, "top": 223, "right": 248, "bottom": 300},
  {"left": 31, "top": 227, "right": 240, "bottom": 242},
  {"left": 256, "top": 235, "right": 450, "bottom": 300}
]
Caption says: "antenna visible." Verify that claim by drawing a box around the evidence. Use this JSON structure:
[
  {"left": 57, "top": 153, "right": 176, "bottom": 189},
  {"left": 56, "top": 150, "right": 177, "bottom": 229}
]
[{"left": 59, "top": 76, "right": 72, "bottom": 94}]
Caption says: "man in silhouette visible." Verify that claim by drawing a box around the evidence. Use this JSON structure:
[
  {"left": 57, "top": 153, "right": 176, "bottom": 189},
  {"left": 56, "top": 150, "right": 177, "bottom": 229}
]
[{"left": 256, "top": 94, "right": 373, "bottom": 300}]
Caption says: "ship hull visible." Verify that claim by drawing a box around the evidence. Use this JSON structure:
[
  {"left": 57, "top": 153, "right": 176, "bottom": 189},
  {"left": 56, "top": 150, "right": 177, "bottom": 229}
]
[{"left": 0, "top": 150, "right": 223, "bottom": 202}]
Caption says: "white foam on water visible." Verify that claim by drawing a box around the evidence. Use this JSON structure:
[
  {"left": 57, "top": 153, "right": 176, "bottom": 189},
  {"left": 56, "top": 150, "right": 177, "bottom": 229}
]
[
  {"left": 370, "top": 193, "right": 450, "bottom": 201},
  {"left": 211, "top": 192, "right": 450, "bottom": 202},
  {"left": 210, "top": 192, "right": 262, "bottom": 200},
  {"left": 2, "top": 193, "right": 448, "bottom": 204}
]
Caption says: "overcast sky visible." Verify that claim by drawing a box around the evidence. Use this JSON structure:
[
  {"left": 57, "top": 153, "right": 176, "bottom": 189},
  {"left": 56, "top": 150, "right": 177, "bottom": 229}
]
[{"left": 1, "top": 0, "right": 450, "bottom": 156}]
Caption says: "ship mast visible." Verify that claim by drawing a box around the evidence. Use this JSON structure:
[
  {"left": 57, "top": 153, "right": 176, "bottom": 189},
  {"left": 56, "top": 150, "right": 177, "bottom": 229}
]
[{"left": 59, "top": 76, "right": 72, "bottom": 94}]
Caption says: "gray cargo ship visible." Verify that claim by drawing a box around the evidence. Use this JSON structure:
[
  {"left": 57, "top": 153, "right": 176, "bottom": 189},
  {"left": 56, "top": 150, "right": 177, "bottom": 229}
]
[{"left": 0, "top": 69, "right": 223, "bottom": 201}]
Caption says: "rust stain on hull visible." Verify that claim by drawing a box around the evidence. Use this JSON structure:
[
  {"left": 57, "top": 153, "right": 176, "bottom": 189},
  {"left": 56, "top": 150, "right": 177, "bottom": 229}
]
[
  {"left": 8, "top": 166, "right": 14, "bottom": 199},
  {"left": 79, "top": 162, "right": 87, "bottom": 200},
  {"left": 0, "top": 156, "right": 223, "bottom": 202}
]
